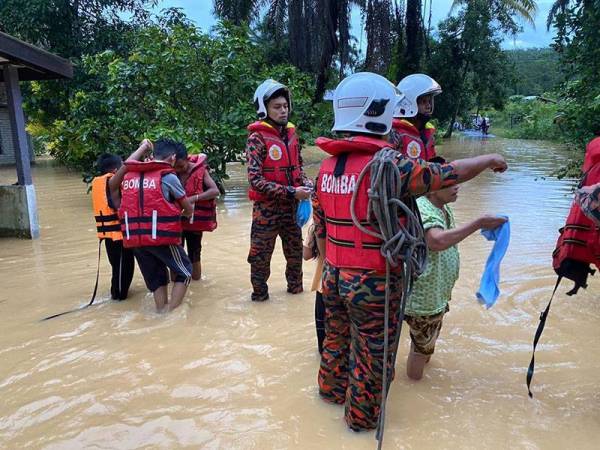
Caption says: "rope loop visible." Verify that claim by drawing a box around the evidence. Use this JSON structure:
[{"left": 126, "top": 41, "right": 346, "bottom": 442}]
[{"left": 349, "top": 147, "right": 428, "bottom": 449}]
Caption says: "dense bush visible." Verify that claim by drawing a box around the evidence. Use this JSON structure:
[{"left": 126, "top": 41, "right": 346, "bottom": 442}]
[
  {"left": 29, "top": 16, "right": 328, "bottom": 183},
  {"left": 489, "top": 97, "right": 561, "bottom": 141}
]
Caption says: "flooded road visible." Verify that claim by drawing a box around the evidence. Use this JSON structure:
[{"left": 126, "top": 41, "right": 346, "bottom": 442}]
[{"left": 0, "top": 136, "right": 599, "bottom": 449}]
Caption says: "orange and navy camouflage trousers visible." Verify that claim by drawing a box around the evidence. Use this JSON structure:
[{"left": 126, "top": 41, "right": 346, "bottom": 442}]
[
  {"left": 247, "top": 199, "right": 303, "bottom": 301},
  {"left": 318, "top": 262, "right": 403, "bottom": 431}
]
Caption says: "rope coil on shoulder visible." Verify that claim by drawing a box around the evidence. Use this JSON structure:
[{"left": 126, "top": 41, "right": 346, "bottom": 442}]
[{"left": 350, "top": 148, "right": 427, "bottom": 449}]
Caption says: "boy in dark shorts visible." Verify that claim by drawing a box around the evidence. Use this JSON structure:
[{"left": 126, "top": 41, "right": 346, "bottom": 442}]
[
  {"left": 173, "top": 148, "right": 220, "bottom": 280},
  {"left": 119, "top": 139, "right": 194, "bottom": 312}
]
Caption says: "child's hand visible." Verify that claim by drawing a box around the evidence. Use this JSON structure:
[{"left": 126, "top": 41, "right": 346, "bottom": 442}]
[{"left": 478, "top": 215, "right": 507, "bottom": 230}]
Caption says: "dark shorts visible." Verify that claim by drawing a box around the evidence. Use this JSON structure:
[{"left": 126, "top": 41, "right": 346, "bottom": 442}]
[
  {"left": 134, "top": 245, "right": 192, "bottom": 292},
  {"left": 181, "top": 231, "right": 203, "bottom": 264}
]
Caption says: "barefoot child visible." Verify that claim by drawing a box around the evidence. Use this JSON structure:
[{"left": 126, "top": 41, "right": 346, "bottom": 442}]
[{"left": 405, "top": 184, "right": 506, "bottom": 380}]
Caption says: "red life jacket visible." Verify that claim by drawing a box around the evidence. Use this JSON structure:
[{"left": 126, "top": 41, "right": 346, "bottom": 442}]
[
  {"left": 392, "top": 118, "right": 437, "bottom": 161},
  {"left": 552, "top": 137, "right": 600, "bottom": 294},
  {"left": 247, "top": 121, "right": 301, "bottom": 201},
  {"left": 181, "top": 154, "right": 217, "bottom": 232},
  {"left": 118, "top": 160, "right": 183, "bottom": 248},
  {"left": 316, "top": 136, "right": 395, "bottom": 272}
]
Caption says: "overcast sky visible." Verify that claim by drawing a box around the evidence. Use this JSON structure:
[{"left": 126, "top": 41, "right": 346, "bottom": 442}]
[{"left": 155, "top": 0, "right": 557, "bottom": 49}]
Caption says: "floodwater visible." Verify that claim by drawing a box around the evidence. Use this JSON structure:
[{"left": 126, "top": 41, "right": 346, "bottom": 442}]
[{"left": 0, "top": 136, "right": 598, "bottom": 450}]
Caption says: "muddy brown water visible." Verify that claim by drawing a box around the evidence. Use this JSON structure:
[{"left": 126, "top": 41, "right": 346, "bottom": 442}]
[{"left": 0, "top": 136, "right": 598, "bottom": 449}]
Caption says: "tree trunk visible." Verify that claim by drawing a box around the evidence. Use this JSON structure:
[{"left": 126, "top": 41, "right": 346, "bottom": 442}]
[
  {"left": 313, "top": 0, "right": 339, "bottom": 104},
  {"left": 404, "top": 0, "right": 422, "bottom": 74},
  {"left": 444, "top": 61, "right": 470, "bottom": 139}
]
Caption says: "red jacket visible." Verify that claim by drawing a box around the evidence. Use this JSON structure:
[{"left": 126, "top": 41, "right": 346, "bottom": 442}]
[
  {"left": 181, "top": 154, "right": 217, "bottom": 232},
  {"left": 119, "top": 161, "right": 183, "bottom": 248},
  {"left": 392, "top": 118, "right": 436, "bottom": 161},
  {"left": 247, "top": 121, "right": 301, "bottom": 201},
  {"left": 316, "top": 136, "right": 395, "bottom": 272},
  {"left": 552, "top": 136, "right": 600, "bottom": 294}
]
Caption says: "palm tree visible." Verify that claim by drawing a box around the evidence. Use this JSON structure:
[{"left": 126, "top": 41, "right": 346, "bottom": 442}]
[
  {"left": 213, "top": 0, "right": 268, "bottom": 25},
  {"left": 214, "top": 0, "right": 357, "bottom": 102},
  {"left": 546, "top": 0, "right": 571, "bottom": 29},
  {"left": 404, "top": 0, "right": 423, "bottom": 74},
  {"left": 451, "top": 0, "right": 538, "bottom": 26}
]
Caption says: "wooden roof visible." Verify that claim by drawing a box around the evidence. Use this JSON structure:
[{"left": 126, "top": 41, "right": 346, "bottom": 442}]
[{"left": 0, "top": 32, "right": 73, "bottom": 81}]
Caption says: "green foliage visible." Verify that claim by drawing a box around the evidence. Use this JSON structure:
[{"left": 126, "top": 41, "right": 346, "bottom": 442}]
[
  {"left": 0, "top": 0, "right": 153, "bottom": 129},
  {"left": 490, "top": 97, "right": 561, "bottom": 141},
  {"left": 505, "top": 48, "right": 561, "bottom": 96},
  {"left": 30, "top": 17, "right": 321, "bottom": 183},
  {"left": 428, "top": 0, "right": 513, "bottom": 136},
  {"left": 549, "top": 1, "right": 600, "bottom": 177}
]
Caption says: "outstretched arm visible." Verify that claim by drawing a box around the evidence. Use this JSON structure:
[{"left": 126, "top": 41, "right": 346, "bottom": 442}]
[
  {"left": 426, "top": 215, "right": 507, "bottom": 251},
  {"left": 402, "top": 153, "right": 507, "bottom": 197}
]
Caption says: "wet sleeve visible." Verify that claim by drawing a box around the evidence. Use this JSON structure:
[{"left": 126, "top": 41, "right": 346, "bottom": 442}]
[
  {"left": 246, "top": 133, "right": 290, "bottom": 199},
  {"left": 161, "top": 174, "right": 186, "bottom": 202},
  {"left": 397, "top": 156, "right": 458, "bottom": 197},
  {"left": 312, "top": 183, "right": 326, "bottom": 239}
]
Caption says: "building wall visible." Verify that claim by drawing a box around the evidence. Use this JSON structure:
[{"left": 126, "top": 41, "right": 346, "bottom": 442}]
[{"left": 0, "top": 82, "right": 34, "bottom": 166}]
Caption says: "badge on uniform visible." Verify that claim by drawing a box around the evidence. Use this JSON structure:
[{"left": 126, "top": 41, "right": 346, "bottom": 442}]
[
  {"left": 268, "top": 144, "right": 283, "bottom": 161},
  {"left": 407, "top": 140, "right": 421, "bottom": 159}
]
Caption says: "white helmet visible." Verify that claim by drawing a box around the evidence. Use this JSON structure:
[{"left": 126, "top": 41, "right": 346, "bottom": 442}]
[
  {"left": 394, "top": 74, "right": 442, "bottom": 118},
  {"left": 253, "top": 79, "right": 292, "bottom": 120},
  {"left": 332, "top": 72, "right": 402, "bottom": 135}
]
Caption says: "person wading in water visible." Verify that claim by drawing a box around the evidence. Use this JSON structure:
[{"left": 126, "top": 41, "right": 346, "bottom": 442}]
[
  {"left": 312, "top": 72, "right": 507, "bottom": 434},
  {"left": 119, "top": 139, "right": 194, "bottom": 312},
  {"left": 173, "top": 148, "right": 220, "bottom": 281},
  {"left": 246, "top": 79, "right": 313, "bottom": 302}
]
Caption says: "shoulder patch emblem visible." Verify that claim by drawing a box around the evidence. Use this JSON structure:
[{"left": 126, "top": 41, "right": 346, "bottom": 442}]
[
  {"left": 268, "top": 144, "right": 283, "bottom": 161},
  {"left": 406, "top": 140, "right": 422, "bottom": 159}
]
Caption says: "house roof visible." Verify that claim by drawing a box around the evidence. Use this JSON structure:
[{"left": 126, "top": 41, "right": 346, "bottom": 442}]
[{"left": 0, "top": 32, "right": 73, "bottom": 81}]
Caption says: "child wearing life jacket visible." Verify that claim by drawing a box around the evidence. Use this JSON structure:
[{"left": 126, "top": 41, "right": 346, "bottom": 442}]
[
  {"left": 302, "top": 219, "right": 325, "bottom": 354},
  {"left": 173, "top": 148, "right": 220, "bottom": 280},
  {"left": 91, "top": 153, "right": 136, "bottom": 300},
  {"left": 404, "top": 184, "right": 506, "bottom": 380},
  {"left": 119, "top": 139, "right": 194, "bottom": 312}
]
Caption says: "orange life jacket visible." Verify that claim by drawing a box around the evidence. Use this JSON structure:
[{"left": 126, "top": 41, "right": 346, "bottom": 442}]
[
  {"left": 392, "top": 118, "right": 436, "bottom": 161},
  {"left": 316, "top": 135, "right": 397, "bottom": 272},
  {"left": 91, "top": 173, "right": 123, "bottom": 241},
  {"left": 181, "top": 154, "right": 217, "bottom": 232},
  {"left": 118, "top": 161, "right": 183, "bottom": 248},
  {"left": 247, "top": 121, "right": 301, "bottom": 201},
  {"left": 552, "top": 137, "right": 600, "bottom": 294}
]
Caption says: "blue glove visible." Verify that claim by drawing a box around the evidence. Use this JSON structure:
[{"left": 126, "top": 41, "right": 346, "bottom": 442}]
[
  {"left": 296, "top": 198, "right": 312, "bottom": 228},
  {"left": 476, "top": 217, "right": 510, "bottom": 308}
]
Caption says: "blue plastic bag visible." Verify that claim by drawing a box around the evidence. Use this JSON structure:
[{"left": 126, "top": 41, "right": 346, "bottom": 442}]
[
  {"left": 296, "top": 198, "right": 312, "bottom": 227},
  {"left": 476, "top": 217, "right": 510, "bottom": 308}
]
